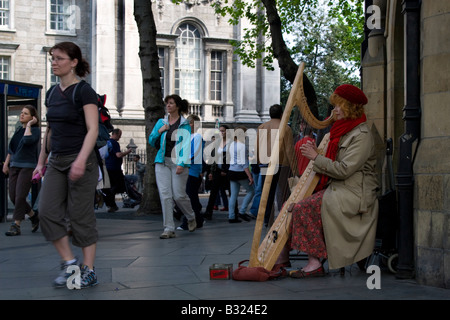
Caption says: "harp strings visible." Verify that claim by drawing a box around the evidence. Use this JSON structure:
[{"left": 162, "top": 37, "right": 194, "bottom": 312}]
[{"left": 264, "top": 105, "right": 318, "bottom": 227}]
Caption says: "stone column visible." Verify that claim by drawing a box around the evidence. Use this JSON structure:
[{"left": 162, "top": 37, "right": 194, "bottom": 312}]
[
  {"left": 223, "top": 48, "right": 234, "bottom": 122},
  {"left": 91, "top": 0, "right": 117, "bottom": 116},
  {"left": 413, "top": 0, "right": 450, "bottom": 288},
  {"left": 121, "top": 0, "right": 144, "bottom": 119},
  {"left": 234, "top": 61, "right": 260, "bottom": 123},
  {"left": 168, "top": 45, "right": 176, "bottom": 95},
  {"left": 203, "top": 48, "right": 213, "bottom": 121}
]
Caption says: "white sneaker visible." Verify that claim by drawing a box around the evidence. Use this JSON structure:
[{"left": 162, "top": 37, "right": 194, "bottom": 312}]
[
  {"left": 53, "top": 257, "right": 79, "bottom": 288},
  {"left": 160, "top": 231, "right": 176, "bottom": 239}
]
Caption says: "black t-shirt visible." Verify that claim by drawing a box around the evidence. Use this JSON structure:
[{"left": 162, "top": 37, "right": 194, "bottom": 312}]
[
  {"left": 45, "top": 82, "right": 98, "bottom": 155},
  {"left": 164, "top": 117, "right": 181, "bottom": 157}
]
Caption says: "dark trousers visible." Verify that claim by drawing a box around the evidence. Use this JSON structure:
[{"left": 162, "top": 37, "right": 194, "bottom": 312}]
[
  {"left": 205, "top": 173, "right": 229, "bottom": 214},
  {"left": 39, "top": 152, "right": 98, "bottom": 247},
  {"left": 103, "top": 169, "right": 125, "bottom": 208},
  {"left": 8, "top": 167, "right": 34, "bottom": 221},
  {"left": 261, "top": 170, "right": 280, "bottom": 224},
  {"left": 262, "top": 165, "right": 291, "bottom": 225},
  {"left": 181, "top": 175, "right": 204, "bottom": 228}
]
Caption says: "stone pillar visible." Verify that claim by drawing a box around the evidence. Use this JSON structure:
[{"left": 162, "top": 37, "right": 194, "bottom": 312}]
[
  {"left": 91, "top": 0, "right": 117, "bottom": 116},
  {"left": 203, "top": 48, "right": 213, "bottom": 122},
  {"left": 362, "top": 0, "right": 387, "bottom": 139},
  {"left": 121, "top": 0, "right": 144, "bottom": 119},
  {"left": 204, "top": 48, "right": 212, "bottom": 103},
  {"left": 223, "top": 48, "right": 234, "bottom": 123},
  {"left": 168, "top": 45, "right": 176, "bottom": 95},
  {"left": 413, "top": 0, "right": 450, "bottom": 288},
  {"left": 361, "top": 0, "right": 387, "bottom": 192},
  {"left": 260, "top": 62, "right": 281, "bottom": 122}
]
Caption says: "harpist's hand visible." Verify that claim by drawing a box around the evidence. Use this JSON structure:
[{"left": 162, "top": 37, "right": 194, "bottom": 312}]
[{"left": 300, "top": 140, "right": 318, "bottom": 161}]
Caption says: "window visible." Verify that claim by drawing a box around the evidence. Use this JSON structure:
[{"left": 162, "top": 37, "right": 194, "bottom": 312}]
[
  {"left": 0, "top": 0, "right": 10, "bottom": 27},
  {"left": 158, "top": 47, "right": 165, "bottom": 95},
  {"left": 0, "top": 56, "right": 10, "bottom": 79},
  {"left": 50, "top": 72, "right": 59, "bottom": 86},
  {"left": 210, "top": 51, "right": 222, "bottom": 101},
  {"left": 175, "top": 23, "right": 201, "bottom": 101},
  {"left": 49, "top": 0, "right": 76, "bottom": 33}
]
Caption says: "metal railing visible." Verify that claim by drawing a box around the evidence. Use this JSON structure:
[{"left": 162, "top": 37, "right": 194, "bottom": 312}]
[{"left": 123, "top": 149, "right": 147, "bottom": 176}]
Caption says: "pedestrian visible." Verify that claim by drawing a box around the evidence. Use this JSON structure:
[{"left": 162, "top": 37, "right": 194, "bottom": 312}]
[
  {"left": 3, "top": 105, "right": 40, "bottom": 236},
  {"left": 103, "top": 128, "right": 132, "bottom": 212},
  {"left": 177, "top": 114, "right": 205, "bottom": 230},
  {"left": 254, "top": 104, "right": 293, "bottom": 226},
  {"left": 34, "top": 41, "right": 100, "bottom": 288},
  {"left": 133, "top": 154, "right": 146, "bottom": 192},
  {"left": 149, "top": 94, "right": 197, "bottom": 239},
  {"left": 203, "top": 124, "right": 230, "bottom": 220},
  {"left": 248, "top": 163, "right": 260, "bottom": 218},
  {"left": 227, "top": 126, "right": 254, "bottom": 223},
  {"left": 214, "top": 185, "right": 229, "bottom": 211},
  {"left": 276, "top": 84, "right": 379, "bottom": 277}
]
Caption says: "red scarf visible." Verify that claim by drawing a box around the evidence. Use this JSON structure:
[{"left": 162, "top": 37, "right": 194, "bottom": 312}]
[{"left": 315, "top": 113, "right": 367, "bottom": 191}]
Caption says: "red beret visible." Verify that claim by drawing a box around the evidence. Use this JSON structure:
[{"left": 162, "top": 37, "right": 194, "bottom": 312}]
[{"left": 334, "top": 84, "right": 368, "bottom": 105}]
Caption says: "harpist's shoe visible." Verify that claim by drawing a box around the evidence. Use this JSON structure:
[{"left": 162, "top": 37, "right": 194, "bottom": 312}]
[{"left": 289, "top": 266, "right": 325, "bottom": 278}]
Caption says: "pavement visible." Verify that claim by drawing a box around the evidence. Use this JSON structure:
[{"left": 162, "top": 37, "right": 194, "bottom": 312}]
[{"left": 1, "top": 194, "right": 449, "bottom": 309}]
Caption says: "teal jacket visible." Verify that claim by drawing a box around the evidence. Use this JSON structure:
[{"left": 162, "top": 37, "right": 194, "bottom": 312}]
[{"left": 148, "top": 115, "right": 191, "bottom": 167}]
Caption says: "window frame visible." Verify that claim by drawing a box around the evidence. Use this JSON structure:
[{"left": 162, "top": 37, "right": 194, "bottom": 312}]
[
  {"left": 210, "top": 50, "right": 223, "bottom": 101},
  {"left": 46, "top": 0, "right": 77, "bottom": 36},
  {"left": 0, "top": 0, "right": 14, "bottom": 31},
  {"left": 0, "top": 55, "right": 11, "bottom": 80},
  {"left": 174, "top": 23, "right": 202, "bottom": 102}
]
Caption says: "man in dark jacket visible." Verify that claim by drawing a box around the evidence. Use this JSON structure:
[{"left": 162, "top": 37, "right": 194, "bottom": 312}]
[{"left": 103, "top": 129, "right": 132, "bottom": 212}]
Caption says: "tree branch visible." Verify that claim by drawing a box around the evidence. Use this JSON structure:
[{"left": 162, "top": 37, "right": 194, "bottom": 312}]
[{"left": 260, "top": 0, "right": 318, "bottom": 115}]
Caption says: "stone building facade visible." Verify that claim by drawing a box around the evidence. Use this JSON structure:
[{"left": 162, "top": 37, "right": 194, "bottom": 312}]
[
  {"left": 1, "top": 0, "right": 280, "bottom": 151},
  {"left": 362, "top": 0, "right": 449, "bottom": 288},
  {"left": 2, "top": 0, "right": 448, "bottom": 289}
]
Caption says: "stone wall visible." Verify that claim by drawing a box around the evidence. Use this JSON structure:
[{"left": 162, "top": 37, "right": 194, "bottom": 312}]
[
  {"left": 413, "top": 0, "right": 450, "bottom": 288},
  {"left": 362, "top": 0, "right": 450, "bottom": 288}
]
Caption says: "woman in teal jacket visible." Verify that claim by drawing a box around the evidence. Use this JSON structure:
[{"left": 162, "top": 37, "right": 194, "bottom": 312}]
[{"left": 149, "top": 94, "right": 197, "bottom": 239}]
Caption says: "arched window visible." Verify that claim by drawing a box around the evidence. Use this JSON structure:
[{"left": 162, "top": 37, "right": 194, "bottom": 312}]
[{"left": 175, "top": 23, "right": 201, "bottom": 101}]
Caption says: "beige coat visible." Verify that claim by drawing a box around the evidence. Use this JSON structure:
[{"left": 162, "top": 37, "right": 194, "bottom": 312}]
[{"left": 313, "top": 122, "right": 379, "bottom": 270}]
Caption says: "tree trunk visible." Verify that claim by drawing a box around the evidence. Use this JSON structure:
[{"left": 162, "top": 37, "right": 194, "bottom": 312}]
[
  {"left": 260, "top": 0, "right": 319, "bottom": 118},
  {"left": 134, "top": 0, "right": 165, "bottom": 215}
]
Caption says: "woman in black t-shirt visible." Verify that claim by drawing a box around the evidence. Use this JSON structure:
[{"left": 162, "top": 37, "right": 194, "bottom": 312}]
[{"left": 33, "top": 42, "right": 99, "bottom": 289}]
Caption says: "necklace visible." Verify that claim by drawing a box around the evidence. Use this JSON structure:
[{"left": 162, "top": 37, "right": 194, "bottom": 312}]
[{"left": 59, "top": 77, "right": 79, "bottom": 91}]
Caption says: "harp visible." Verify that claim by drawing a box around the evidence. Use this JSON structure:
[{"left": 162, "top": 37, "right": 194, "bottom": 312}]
[{"left": 249, "top": 62, "right": 335, "bottom": 270}]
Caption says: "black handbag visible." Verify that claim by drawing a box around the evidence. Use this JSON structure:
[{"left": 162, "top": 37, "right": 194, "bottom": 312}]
[{"left": 227, "top": 170, "right": 248, "bottom": 181}]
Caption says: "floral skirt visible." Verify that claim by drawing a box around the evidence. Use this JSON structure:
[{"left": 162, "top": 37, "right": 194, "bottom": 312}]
[{"left": 289, "top": 189, "right": 327, "bottom": 259}]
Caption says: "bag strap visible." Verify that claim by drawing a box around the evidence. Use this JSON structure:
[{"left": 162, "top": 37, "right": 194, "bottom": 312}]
[
  {"left": 72, "top": 80, "right": 87, "bottom": 108},
  {"left": 45, "top": 84, "right": 58, "bottom": 107},
  {"left": 46, "top": 80, "right": 87, "bottom": 109},
  {"left": 238, "top": 260, "right": 249, "bottom": 267}
]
